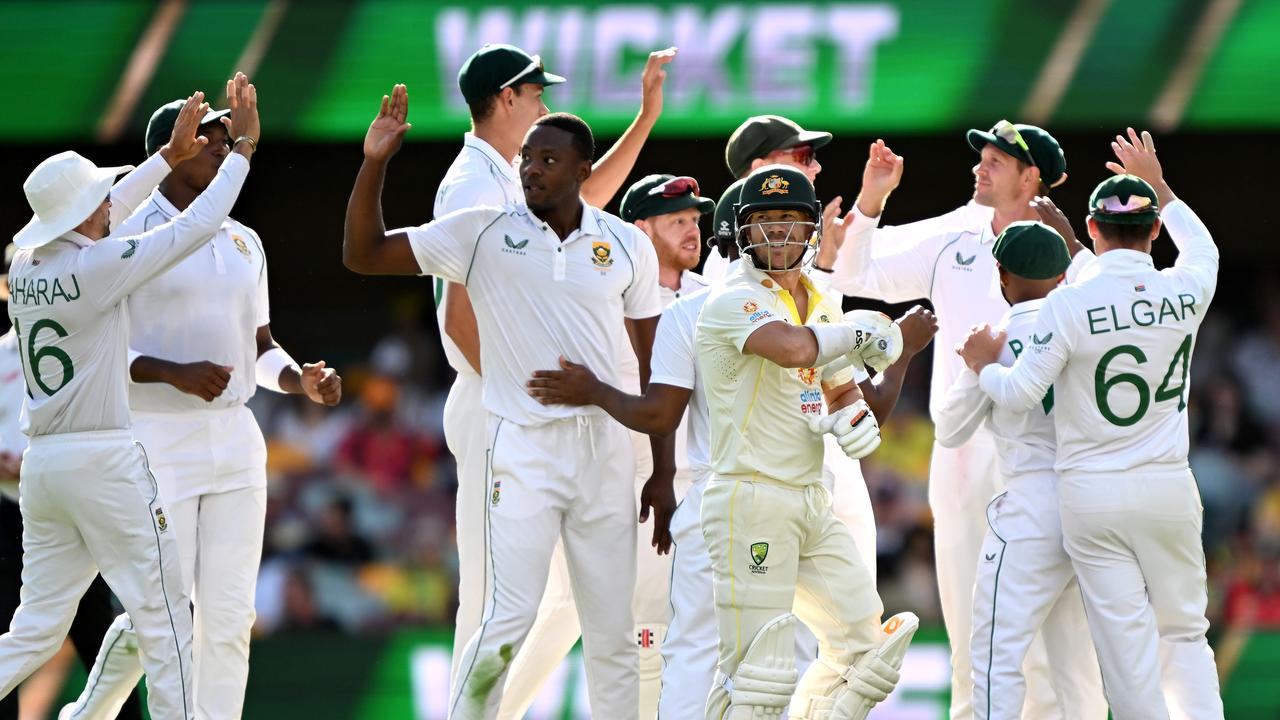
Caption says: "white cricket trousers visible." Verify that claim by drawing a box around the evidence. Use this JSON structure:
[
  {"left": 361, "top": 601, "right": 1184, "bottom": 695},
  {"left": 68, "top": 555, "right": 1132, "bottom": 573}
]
[
  {"left": 449, "top": 413, "right": 638, "bottom": 720},
  {"left": 969, "top": 471, "right": 1106, "bottom": 720},
  {"left": 0, "top": 430, "right": 192, "bottom": 720},
  {"left": 446, "top": 371, "right": 490, "bottom": 687},
  {"left": 701, "top": 476, "right": 882, "bottom": 702},
  {"left": 63, "top": 407, "right": 268, "bottom": 720},
  {"left": 929, "top": 439, "right": 1061, "bottom": 720},
  {"left": 1059, "top": 467, "right": 1223, "bottom": 720},
  {"left": 499, "top": 429, "right": 672, "bottom": 720}
]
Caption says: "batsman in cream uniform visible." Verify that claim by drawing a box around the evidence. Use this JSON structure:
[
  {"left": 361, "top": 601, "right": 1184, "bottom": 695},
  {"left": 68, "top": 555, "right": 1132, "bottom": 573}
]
[
  {"left": 935, "top": 222, "right": 1104, "bottom": 720},
  {"left": 832, "top": 125, "right": 1096, "bottom": 720},
  {"left": 62, "top": 98, "right": 341, "bottom": 720},
  {"left": 0, "top": 86, "right": 257, "bottom": 720},
  {"left": 961, "top": 134, "right": 1224, "bottom": 719},
  {"left": 696, "top": 165, "right": 915, "bottom": 719},
  {"left": 346, "top": 99, "right": 661, "bottom": 719}
]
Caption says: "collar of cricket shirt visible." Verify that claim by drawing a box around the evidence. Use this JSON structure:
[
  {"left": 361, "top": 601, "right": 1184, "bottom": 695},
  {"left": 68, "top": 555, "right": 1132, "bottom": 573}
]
[
  {"left": 1078, "top": 248, "right": 1155, "bottom": 283},
  {"left": 464, "top": 132, "right": 519, "bottom": 179},
  {"left": 740, "top": 261, "right": 826, "bottom": 324},
  {"left": 1005, "top": 296, "right": 1046, "bottom": 322}
]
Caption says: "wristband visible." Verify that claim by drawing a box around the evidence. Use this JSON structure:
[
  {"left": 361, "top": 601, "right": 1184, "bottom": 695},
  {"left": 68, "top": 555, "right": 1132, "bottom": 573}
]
[
  {"left": 234, "top": 135, "right": 258, "bottom": 153},
  {"left": 256, "top": 346, "right": 298, "bottom": 393},
  {"left": 811, "top": 263, "right": 834, "bottom": 274}
]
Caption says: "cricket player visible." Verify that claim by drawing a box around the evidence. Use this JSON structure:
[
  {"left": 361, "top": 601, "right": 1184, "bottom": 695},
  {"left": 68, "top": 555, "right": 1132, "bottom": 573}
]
[
  {"left": 0, "top": 80, "right": 258, "bottom": 720},
  {"left": 935, "top": 222, "right": 1105, "bottom": 719},
  {"left": 435, "top": 45, "right": 675, "bottom": 715},
  {"left": 695, "top": 164, "right": 916, "bottom": 719},
  {"left": 958, "top": 130, "right": 1224, "bottom": 719},
  {"left": 0, "top": 246, "right": 144, "bottom": 720},
  {"left": 344, "top": 86, "right": 660, "bottom": 719},
  {"left": 61, "top": 95, "right": 342, "bottom": 720},
  {"left": 830, "top": 124, "right": 1096, "bottom": 719}
]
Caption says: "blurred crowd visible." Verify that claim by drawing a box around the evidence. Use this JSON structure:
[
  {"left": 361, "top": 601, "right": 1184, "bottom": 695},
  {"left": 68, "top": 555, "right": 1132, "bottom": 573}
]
[{"left": 245, "top": 270, "right": 1280, "bottom": 642}]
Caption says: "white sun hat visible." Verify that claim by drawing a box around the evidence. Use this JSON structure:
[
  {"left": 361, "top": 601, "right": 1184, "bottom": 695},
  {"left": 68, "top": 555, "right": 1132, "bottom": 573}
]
[{"left": 14, "top": 151, "right": 134, "bottom": 250}]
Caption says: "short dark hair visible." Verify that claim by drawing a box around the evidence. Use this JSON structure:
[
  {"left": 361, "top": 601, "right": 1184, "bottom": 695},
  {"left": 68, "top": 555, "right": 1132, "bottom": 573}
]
[
  {"left": 533, "top": 112, "right": 594, "bottom": 163},
  {"left": 1095, "top": 219, "right": 1157, "bottom": 247},
  {"left": 467, "top": 84, "right": 532, "bottom": 124}
]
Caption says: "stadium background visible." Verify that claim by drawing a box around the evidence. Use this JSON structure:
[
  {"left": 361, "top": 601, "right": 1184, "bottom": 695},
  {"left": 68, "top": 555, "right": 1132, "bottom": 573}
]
[{"left": 1, "top": 0, "right": 1280, "bottom": 717}]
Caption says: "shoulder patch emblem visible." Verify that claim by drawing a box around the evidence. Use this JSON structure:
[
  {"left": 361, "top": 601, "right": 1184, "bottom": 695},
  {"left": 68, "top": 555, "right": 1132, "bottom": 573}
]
[
  {"left": 760, "top": 175, "right": 790, "bottom": 196},
  {"left": 121, "top": 239, "right": 139, "bottom": 259},
  {"left": 232, "top": 234, "right": 251, "bottom": 259}
]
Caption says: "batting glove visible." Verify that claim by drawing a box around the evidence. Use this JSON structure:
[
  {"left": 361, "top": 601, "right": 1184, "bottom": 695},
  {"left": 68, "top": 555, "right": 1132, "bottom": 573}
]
[
  {"left": 807, "top": 399, "right": 882, "bottom": 460},
  {"left": 819, "top": 311, "right": 904, "bottom": 382}
]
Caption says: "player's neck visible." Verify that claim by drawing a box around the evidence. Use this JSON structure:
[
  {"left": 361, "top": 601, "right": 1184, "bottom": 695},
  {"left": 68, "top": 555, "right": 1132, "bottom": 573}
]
[
  {"left": 471, "top": 122, "right": 519, "bottom": 165},
  {"left": 990, "top": 198, "right": 1038, "bottom": 236},
  {"left": 157, "top": 178, "right": 198, "bottom": 213},
  {"left": 768, "top": 268, "right": 804, "bottom": 296},
  {"left": 532, "top": 201, "right": 584, "bottom": 241},
  {"left": 658, "top": 264, "right": 683, "bottom": 292}
]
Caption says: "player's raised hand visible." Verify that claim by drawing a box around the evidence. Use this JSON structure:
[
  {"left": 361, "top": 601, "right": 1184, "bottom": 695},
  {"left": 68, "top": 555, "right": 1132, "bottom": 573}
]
[
  {"left": 364, "top": 84, "right": 411, "bottom": 163},
  {"left": 167, "top": 361, "right": 233, "bottom": 402},
  {"left": 896, "top": 305, "right": 939, "bottom": 358},
  {"left": 639, "top": 472, "right": 676, "bottom": 555},
  {"left": 301, "top": 361, "right": 342, "bottom": 406},
  {"left": 815, "top": 195, "right": 854, "bottom": 267},
  {"left": 1030, "top": 195, "right": 1086, "bottom": 254},
  {"left": 527, "top": 357, "right": 602, "bottom": 406},
  {"left": 1106, "top": 127, "right": 1163, "bottom": 183},
  {"left": 640, "top": 47, "right": 677, "bottom": 119},
  {"left": 220, "top": 72, "right": 260, "bottom": 158},
  {"left": 956, "top": 323, "right": 1007, "bottom": 374},
  {"left": 158, "top": 92, "right": 211, "bottom": 167},
  {"left": 857, "top": 139, "right": 904, "bottom": 217}
]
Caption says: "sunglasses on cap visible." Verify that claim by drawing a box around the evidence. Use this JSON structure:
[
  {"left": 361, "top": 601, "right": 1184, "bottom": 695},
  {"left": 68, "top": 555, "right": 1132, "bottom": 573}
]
[
  {"left": 991, "top": 120, "right": 1036, "bottom": 167},
  {"left": 649, "top": 176, "right": 701, "bottom": 199},
  {"left": 499, "top": 55, "right": 545, "bottom": 90},
  {"left": 783, "top": 144, "right": 817, "bottom": 167}
]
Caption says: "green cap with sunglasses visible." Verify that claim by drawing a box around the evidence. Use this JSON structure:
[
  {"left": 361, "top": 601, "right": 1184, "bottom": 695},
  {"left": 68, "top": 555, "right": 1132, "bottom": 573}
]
[
  {"left": 967, "top": 120, "right": 1067, "bottom": 189},
  {"left": 458, "top": 44, "right": 566, "bottom": 105},
  {"left": 619, "top": 174, "right": 715, "bottom": 223},
  {"left": 1088, "top": 175, "right": 1160, "bottom": 225},
  {"left": 726, "top": 115, "right": 831, "bottom": 179},
  {"left": 992, "top": 221, "right": 1072, "bottom": 280}
]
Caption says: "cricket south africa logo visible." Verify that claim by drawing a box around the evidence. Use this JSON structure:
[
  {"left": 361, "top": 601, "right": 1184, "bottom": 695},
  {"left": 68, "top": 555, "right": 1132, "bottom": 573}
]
[
  {"left": 232, "top": 233, "right": 251, "bottom": 259},
  {"left": 491, "top": 480, "right": 502, "bottom": 506},
  {"left": 591, "top": 241, "right": 613, "bottom": 268},
  {"left": 749, "top": 541, "right": 769, "bottom": 574},
  {"left": 154, "top": 507, "right": 168, "bottom": 533},
  {"left": 502, "top": 235, "right": 529, "bottom": 255}
]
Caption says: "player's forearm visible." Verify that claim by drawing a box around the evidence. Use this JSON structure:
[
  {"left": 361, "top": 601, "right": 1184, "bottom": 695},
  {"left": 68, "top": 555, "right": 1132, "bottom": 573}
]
[
  {"left": 594, "top": 384, "right": 680, "bottom": 436},
  {"left": 343, "top": 158, "right": 393, "bottom": 274},
  {"left": 129, "top": 356, "right": 184, "bottom": 385},
  {"left": 649, "top": 432, "right": 677, "bottom": 478},
  {"left": 862, "top": 355, "right": 912, "bottom": 421},
  {"left": 977, "top": 364, "right": 1044, "bottom": 413},
  {"left": 581, "top": 110, "right": 658, "bottom": 208},
  {"left": 443, "top": 283, "right": 482, "bottom": 374}
]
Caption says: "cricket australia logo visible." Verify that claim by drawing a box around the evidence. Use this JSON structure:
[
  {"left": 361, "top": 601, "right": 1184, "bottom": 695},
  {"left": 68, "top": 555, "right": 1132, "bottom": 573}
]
[
  {"left": 749, "top": 542, "right": 769, "bottom": 574},
  {"left": 154, "top": 507, "right": 169, "bottom": 534},
  {"left": 954, "top": 251, "right": 975, "bottom": 271},
  {"left": 502, "top": 235, "right": 529, "bottom": 255},
  {"left": 760, "top": 175, "right": 790, "bottom": 195},
  {"left": 121, "top": 239, "right": 139, "bottom": 259}
]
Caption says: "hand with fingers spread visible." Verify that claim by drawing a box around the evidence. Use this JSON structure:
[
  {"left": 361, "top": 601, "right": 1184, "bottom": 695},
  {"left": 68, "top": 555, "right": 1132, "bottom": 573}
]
[
  {"left": 220, "top": 71, "right": 260, "bottom": 158},
  {"left": 1105, "top": 127, "right": 1176, "bottom": 207},
  {"left": 639, "top": 471, "right": 676, "bottom": 555},
  {"left": 814, "top": 195, "right": 856, "bottom": 270},
  {"left": 956, "top": 322, "right": 1007, "bottom": 374},
  {"left": 158, "top": 92, "right": 212, "bottom": 167},
  {"left": 526, "top": 357, "right": 604, "bottom": 406},
  {"left": 1031, "top": 195, "right": 1084, "bottom": 254},
  {"left": 364, "top": 84, "right": 412, "bottom": 163},
  {"left": 809, "top": 399, "right": 881, "bottom": 460},
  {"left": 167, "top": 361, "right": 234, "bottom": 402},
  {"left": 856, "top": 138, "right": 904, "bottom": 217},
  {"left": 640, "top": 47, "right": 677, "bottom": 119},
  {"left": 301, "top": 360, "right": 342, "bottom": 406}
]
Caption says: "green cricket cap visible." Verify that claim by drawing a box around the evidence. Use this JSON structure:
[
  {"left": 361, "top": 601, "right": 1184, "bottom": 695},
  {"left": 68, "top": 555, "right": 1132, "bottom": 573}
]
[
  {"left": 458, "top": 44, "right": 566, "bottom": 105},
  {"left": 144, "top": 99, "right": 231, "bottom": 156},
  {"left": 967, "top": 121, "right": 1067, "bottom": 189},
  {"left": 992, "top": 221, "right": 1072, "bottom": 280},
  {"left": 725, "top": 115, "right": 831, "bottom": 179},
  {"left": 619, "top": 174, "right": 715, "bottom": 223},
  {"left": 1088, "top": 175, "right": 1160, "bottom": 225}
]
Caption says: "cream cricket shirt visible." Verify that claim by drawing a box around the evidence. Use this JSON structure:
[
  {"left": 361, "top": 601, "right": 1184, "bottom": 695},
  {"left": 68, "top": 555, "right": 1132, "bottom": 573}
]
[
  {"left": 832, "top": 202, "right": 1093, "bottom": 424},
  {"left": 119, "top": 189, "right": 269, "bottom": 413},
  {"left": 432, "top": 133, "right": 523, "bottom": 376},
  {"left": 696, "top": 263, "right": 856, "bottom": 486},
  {"left": 936, "top": 298, "right": 1057, "bottom": 479},
  {"left": 404, "top": 201, "right": 661, "bottom": 426},
  {"left": 979, "top": 200, "right": 1217, "bottom": 476},
  {"left": 9, "top": 153, "right": 250, "bottom": 437},
  {"left": 0, "top": 331, "right": 23, "bottom": 501}
]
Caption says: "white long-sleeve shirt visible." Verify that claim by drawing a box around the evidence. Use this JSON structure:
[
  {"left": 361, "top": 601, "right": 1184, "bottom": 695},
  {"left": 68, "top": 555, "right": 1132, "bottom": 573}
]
[
  {"left": 935, "top": 299, "right": 1057, "bottom": 479},
  {"left": 9, "top": 153, "right": 250, "bottom": 437},
  {"left": 978, "top": 199, "right": 1217, "bottom": 476}
]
